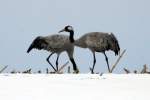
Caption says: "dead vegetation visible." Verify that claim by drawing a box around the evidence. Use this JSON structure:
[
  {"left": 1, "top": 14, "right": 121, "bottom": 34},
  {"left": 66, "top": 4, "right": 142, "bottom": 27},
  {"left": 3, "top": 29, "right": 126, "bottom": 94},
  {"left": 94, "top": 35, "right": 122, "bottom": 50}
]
[
  {"left": 0, "top": 49, "right": 149, "bottom": 74},
  {"left": 1, "top": 64, "right": 149, "bottom": 74},
  {"left": 124, "top": 64, "right": 150, "bottom": 74}
]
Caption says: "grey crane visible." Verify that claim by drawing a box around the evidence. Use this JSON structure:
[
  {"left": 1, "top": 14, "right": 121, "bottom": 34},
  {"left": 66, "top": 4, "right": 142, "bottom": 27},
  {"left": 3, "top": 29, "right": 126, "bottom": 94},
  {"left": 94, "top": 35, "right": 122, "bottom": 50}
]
[
  {"left": 59, "top": 25, "right": 120, "bottom": 73},
  {"left": 27, "top": 34, "right": 79, "bottom": 73}
]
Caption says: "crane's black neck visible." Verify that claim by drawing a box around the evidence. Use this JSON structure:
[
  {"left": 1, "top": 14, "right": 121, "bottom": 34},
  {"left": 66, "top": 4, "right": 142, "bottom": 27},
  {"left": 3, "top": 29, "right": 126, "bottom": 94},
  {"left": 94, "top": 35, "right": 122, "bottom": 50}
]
[{"left": 69, "top": 30, "right": 74, "bottom": 43}]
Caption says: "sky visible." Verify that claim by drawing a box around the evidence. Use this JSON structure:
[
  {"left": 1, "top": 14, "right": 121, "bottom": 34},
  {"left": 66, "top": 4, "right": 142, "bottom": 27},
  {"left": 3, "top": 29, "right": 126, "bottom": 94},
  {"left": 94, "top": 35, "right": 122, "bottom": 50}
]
[{"left": 0, "top": 0, "right": 150, "bottom": 73}]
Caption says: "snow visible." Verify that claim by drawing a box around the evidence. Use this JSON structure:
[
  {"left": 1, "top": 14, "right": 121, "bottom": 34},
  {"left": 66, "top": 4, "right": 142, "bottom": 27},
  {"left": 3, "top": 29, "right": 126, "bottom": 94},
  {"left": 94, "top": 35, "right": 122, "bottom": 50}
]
[{"left": 0, "top": 74, "right": 150, "bottom": 100}]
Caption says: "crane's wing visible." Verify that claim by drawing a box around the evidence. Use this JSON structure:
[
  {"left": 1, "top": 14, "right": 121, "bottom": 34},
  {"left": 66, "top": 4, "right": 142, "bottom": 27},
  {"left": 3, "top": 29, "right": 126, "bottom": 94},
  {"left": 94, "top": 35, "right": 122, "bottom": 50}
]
[
  {"left": 44, "top": 34, "right": 69, "bottom": 49},
  {"left": 84, "top": 32, "right": 109, "bottom": 48}
]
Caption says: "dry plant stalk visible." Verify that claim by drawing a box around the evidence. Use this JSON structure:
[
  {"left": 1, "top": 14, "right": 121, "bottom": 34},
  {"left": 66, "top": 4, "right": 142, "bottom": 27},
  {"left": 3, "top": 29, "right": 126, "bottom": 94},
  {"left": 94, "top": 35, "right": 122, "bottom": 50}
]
[
  {"left": 110, "top": 49, "right": 126, "bottom": 73},
  {"left": 22, "top": 68, "right": 32, "bottom": 74},
  {"left": 56, "top": 61, "right": 69, "bottom": 74},
  {"left": 133, "top": 70, "right": 137, "bottom": 74},
  {"left": 0, "top": 65, "right": 8, "bottom": 73},
  {"left": 141, "top": 64, "right": 148, "bottom": 73},
  {"left": 67, "top": 66, "right": 71, "bottom": 73},
  {"left": 123, "top": 68, "right": 130, "bottom": 74}
]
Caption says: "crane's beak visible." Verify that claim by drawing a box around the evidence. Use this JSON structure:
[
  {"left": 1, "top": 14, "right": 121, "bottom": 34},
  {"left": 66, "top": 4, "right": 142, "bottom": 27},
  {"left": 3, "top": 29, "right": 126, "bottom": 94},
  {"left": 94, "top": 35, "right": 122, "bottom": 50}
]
[{"left": 58, "top": 29, "right": 65, "bottom": 33}]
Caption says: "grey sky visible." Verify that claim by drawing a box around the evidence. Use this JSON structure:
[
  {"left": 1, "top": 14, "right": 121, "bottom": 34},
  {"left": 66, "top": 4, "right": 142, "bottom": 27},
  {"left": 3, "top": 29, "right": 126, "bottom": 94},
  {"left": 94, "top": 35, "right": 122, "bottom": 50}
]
[{"left": 0, "top": 0, "right": 150, "bottom": 73}]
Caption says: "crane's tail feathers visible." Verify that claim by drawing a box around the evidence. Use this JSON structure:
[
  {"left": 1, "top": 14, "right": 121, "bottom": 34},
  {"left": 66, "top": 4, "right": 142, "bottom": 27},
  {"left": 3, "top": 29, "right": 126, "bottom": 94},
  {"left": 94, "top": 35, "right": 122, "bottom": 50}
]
[
  {"left": 27, "top": 44, "right": 33, "bottom": 53},
  {"left": 27, "top": 36, "right": 48, "bottom": 53},
  {"left": 110, "top": 33, "right": 120, "bottom": 56}
]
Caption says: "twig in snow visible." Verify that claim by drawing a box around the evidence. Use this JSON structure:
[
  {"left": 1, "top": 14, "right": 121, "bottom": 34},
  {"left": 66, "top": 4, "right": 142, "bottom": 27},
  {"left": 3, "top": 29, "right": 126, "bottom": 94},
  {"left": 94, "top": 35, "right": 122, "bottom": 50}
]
[
  {"left": 110, "top": 49, "right": 126, "bottom": 73},
  {"left": 22, "top": 68, "right": 32, "bottom": 74},
  {"left": 141, "top": 64, "right": 148, "bottom": 74},
  {"left": 133, "top": 70, "right": 137, "bottom": 74},
  {"left": 56, "top": 61, "right": 69, "bottom": 74},
  {"left": 123, "top": 68, "right": 131, "bottom": 74},
  {"left": 67, "top": 66, "right": 71, "bottom": 73},
  {"left": 0, "top": 65, "right": 8, "bottom": 73}
]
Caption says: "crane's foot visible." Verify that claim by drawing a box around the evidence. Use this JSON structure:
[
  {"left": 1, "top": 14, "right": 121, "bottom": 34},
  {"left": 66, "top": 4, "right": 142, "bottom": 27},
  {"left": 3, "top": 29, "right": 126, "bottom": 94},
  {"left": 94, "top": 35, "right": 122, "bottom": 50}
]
[
  {"left": 90, "top": 67, "right": 94, "bottom": 74},
  {"left": 73, "top": 69, "right": 79, "bottom": 74}
]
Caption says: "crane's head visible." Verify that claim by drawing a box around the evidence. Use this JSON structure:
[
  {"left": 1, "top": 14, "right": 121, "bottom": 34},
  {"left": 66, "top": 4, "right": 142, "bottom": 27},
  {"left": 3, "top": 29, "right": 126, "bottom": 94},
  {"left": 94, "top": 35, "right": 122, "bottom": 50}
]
[
  {"left": 27, "top": 36, "right": 48, "bottom": 53},
  {"left": 59, "top": 25, "right": 74, "bottom": 33}
]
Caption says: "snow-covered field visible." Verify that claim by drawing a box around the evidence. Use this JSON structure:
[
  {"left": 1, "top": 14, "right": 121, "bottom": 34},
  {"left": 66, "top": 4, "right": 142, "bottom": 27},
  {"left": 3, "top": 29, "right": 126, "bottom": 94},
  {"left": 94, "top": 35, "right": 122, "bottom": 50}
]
[{"left": 0, "top": 74, "right": 150, "bottom": 100}]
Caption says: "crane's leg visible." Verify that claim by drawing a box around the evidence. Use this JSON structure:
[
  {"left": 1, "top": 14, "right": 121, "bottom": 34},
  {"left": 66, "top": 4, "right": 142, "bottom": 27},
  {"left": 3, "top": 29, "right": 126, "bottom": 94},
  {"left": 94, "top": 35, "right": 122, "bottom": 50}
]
[
  {"left": 67, "top": 50, "right": 79, "bottom": 74},
  {"left": 56, "top": 54, "right": 60, "bottom": 71},
  {"left": 69, "top": 57, "right": 79, "bottom": 73},
  {"left": 46, "top": 53, "right": 57, "bottom": 72},
  {"left": 103, "top": 52, "right": 111, "bottom": 73},
  {"left": 90, "top": 52, "right": 96, "bottom": 74}
]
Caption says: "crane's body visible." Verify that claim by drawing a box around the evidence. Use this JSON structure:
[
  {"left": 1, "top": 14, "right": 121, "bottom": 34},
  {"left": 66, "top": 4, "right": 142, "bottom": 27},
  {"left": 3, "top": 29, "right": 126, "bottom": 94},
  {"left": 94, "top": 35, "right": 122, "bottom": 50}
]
[
  {"left": 27, "top": 34, "right": 79, "bottom": 73},
  {"left": 42, "top": 34, "right": 74, "bottom": 54},
  {"left": 75, "top": 32, "right": 120, "bottom": 55},
  {"left": 59, "top": 25, "right": 120, "bottom": 73}
]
